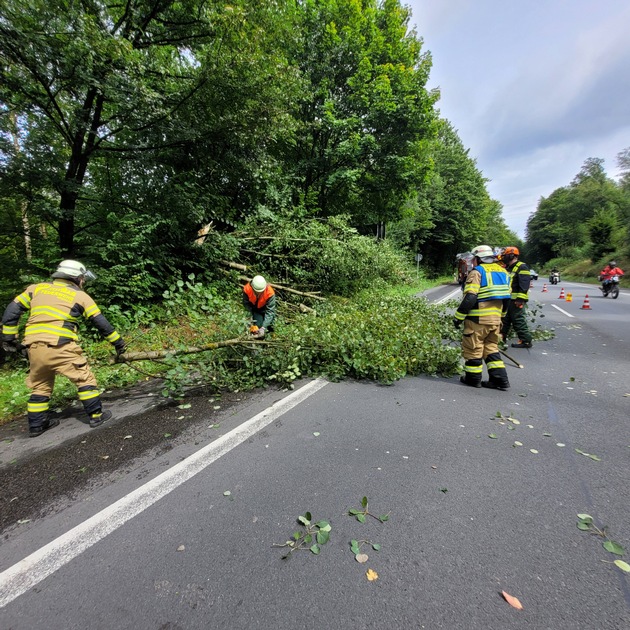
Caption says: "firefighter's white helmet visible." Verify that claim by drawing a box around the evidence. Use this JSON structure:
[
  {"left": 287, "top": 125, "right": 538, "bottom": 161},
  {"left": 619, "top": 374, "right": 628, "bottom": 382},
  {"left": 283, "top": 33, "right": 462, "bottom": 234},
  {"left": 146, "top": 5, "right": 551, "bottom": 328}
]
[
  {"left": 251, "top": 275, "right": 267, "bottom": 292},
  {"left": 52, "top": 260, "right": 96, "bottom": 281},
  {"left": 471, "top": 245, "right": 495, "bottom": 262}
]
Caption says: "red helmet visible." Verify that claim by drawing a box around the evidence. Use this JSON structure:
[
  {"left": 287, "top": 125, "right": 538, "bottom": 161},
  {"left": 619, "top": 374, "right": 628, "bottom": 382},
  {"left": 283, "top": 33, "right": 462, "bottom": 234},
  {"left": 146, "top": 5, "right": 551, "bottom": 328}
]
[{"left": 503, "top": 246, "right": 519, "bottom": 257}]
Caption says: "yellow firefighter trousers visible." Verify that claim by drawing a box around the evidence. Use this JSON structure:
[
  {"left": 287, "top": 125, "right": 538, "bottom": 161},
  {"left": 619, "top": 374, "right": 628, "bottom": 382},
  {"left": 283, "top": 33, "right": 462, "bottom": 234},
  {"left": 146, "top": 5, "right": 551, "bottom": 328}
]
[{"left": 26, "top": 341, "right": 98, "bottom": 397}]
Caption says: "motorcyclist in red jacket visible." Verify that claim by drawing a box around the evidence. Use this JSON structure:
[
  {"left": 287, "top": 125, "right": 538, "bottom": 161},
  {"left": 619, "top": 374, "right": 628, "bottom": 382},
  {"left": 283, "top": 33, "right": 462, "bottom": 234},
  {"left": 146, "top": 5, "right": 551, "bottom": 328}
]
[{"left": 599, "top": 261, "right": 624, "bottom": 291}]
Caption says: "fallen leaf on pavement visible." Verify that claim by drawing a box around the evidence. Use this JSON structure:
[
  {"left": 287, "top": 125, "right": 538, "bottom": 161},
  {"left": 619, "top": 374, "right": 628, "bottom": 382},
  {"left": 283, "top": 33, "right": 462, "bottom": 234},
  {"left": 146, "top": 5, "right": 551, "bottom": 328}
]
[
  {"left": 355, "top": 554, "right": 368, "bottom": 563},
  {"left": 177, "top": 545, "right": 185, "bottom": 552},
  {"left": 366, "top": 569, "right": 378, "bottom": 581},
  {"left": 501, "top": 591, "right": 523, "bottom": 610}
]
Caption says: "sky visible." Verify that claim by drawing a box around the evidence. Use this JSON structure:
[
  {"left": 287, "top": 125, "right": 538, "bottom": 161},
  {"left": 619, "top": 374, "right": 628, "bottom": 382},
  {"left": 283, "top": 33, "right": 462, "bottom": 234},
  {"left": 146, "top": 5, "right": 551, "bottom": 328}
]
[{"left": 406, "top": 0, "right": 630, "bottom": 238}]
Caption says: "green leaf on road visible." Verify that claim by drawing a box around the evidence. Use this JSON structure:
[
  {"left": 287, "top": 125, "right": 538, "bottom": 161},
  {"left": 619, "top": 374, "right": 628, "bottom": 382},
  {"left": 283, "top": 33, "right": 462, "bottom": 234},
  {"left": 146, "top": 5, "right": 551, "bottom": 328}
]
[
  {"left": 310, "top": 544, "right": 320, "bottom": 555},
  {"left": 614, "top": 560, "right": 630, "bottom": 573},
  {"left": 577, "top": 522, "right": 591, "bottom": 531},
  {"left": 317, "top": 530, "right": 330, "bottom": 545},
  {"left": 577, "top": 514, "right": 593, "bottom": 522},
  {"left": 356, "top": 513, "right": 366, "bottom": 523},
  {"left": 603, "top": 540, "right": 625, "bottom": 556},
  {"left": 488, "top": 433, "right": 498, "bottom": 439},
  {"left": 361, "top": 496, "right": 368, "bottom": 508}
]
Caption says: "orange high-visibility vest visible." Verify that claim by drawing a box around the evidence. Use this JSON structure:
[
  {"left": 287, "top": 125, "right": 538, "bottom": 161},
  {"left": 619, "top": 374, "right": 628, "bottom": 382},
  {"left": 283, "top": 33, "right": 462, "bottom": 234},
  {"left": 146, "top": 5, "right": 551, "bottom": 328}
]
[{"left": 243, "top": 283, "right": 275, "bottom": 308}]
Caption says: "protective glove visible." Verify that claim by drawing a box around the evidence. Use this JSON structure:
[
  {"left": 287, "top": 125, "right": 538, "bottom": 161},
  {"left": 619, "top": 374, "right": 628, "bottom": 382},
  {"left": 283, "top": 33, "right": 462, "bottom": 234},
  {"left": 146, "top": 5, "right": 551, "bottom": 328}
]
[
  {"left": 452, "top": 318, "right": 462, "bottom": 329},
  {"left": 514, "top": 299, "right": 525, "bottom": 309},
  {"left": 249, "top": 324, "right": 259, "bottom": 335},
  {"left": 2, "top": 340, "right": 19, "bottom": 353},
  {"left": 113, "top": 338, "right": 127, "bottom": 357},
  {"left": 256, "top": 327, "right": 266, "bottom": 338}
]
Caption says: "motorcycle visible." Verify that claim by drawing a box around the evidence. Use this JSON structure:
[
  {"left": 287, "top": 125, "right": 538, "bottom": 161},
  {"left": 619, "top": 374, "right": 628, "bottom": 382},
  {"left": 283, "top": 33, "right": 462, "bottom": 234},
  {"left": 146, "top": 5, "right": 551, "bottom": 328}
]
[
  {"left": 600, "top": 275, "right": 620, "bottom": 299},
  {"left": 549, "top": 271, "right": 560, "bottom": 285}
]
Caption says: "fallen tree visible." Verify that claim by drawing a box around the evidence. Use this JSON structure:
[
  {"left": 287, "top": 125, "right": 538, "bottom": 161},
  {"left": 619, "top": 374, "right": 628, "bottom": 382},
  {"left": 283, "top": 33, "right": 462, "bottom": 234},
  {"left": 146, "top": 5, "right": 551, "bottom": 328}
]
[{"left": 109, "top": 337, "right": 275, "bottom": 364}]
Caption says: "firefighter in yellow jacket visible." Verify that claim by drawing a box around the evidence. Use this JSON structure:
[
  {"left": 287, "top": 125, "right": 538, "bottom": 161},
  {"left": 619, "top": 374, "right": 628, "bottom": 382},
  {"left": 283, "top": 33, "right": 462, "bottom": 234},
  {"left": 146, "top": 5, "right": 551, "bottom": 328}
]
[
  {"left": 1, "top": 260, "right": 126, "bottom": 437},
  {"left": 454, "top": 245, "right": 511, "bottom": 390}
]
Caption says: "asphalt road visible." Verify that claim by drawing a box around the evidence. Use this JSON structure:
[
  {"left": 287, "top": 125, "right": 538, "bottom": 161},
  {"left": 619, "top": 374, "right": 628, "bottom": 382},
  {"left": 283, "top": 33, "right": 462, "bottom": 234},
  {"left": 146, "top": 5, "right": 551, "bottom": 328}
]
[{"left": 1, "top": 281, "right": 629, "bottom": 629}]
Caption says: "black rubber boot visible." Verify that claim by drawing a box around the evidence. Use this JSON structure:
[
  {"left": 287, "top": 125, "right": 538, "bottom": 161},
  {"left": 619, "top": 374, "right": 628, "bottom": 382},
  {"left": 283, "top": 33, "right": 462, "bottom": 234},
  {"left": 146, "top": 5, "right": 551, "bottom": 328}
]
[
  {"left": 89, "top": 409, "right": 112, "bottom": 428},
  {"left": 511, "top": 341, "right": 532, "bottom": 348},
  {"left": 481, "top": 380, "right": 510, "bottom": 391},
  {"left": 460, "top": 376, "right": 481, "bottom": 388},
  {"left": 29, "top": 414, "right": 61, "bottom": 438}
]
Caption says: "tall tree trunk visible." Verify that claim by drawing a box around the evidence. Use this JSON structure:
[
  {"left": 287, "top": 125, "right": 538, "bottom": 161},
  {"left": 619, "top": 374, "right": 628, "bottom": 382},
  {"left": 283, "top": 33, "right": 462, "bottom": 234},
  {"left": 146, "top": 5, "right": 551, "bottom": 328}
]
[
  {"left": 58, "top": 88, "right": 103, "bottom": 256},
  {"left": 9, "top": 114, "right": 32, "bottom": 260},
  {"left": 20, "top": 201, "right": 32, "bottom": 261}
]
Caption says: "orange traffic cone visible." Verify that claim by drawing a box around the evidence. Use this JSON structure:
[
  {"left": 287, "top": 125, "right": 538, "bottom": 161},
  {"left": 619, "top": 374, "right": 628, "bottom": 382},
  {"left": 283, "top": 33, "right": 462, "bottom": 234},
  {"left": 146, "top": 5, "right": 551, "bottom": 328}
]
[
  {"left": 580, "top": 295, "right": 592, "bottom": 310},
  {"left": 558, "top": 287, "right": 565, "bottom": 299},
  {"left": 541, "top": 283, "right": 548, "bottom": 292}
]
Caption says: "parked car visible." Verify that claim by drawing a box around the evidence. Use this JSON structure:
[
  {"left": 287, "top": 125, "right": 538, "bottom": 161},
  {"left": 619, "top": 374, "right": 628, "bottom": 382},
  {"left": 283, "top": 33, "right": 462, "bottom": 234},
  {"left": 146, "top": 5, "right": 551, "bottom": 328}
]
[{"left": 529, "top": 268, "right": 538, "bottom": 280}]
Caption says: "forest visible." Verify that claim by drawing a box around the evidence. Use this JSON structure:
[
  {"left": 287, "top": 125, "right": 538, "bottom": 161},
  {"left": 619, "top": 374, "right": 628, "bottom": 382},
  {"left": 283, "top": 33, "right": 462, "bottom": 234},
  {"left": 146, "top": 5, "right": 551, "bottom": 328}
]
[
  {"left": 0, "top": 0, "right": 520, "bottom": 306},
  {"left": 524, "top": 153, "right": 630, "bottom": 278}
]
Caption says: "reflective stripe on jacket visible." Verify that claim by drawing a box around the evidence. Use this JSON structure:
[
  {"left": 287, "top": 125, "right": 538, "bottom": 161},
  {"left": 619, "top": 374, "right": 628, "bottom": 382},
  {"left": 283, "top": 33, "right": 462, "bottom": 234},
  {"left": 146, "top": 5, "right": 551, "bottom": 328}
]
[
  {"left": 1, "top": 279, "right": 120, "bottom": 347},
  {"left": 509, "top": 260, "right": 531, "bottom": 301},
  {"left": 455, "top": 263, "right": 510, "bottom": 323}
]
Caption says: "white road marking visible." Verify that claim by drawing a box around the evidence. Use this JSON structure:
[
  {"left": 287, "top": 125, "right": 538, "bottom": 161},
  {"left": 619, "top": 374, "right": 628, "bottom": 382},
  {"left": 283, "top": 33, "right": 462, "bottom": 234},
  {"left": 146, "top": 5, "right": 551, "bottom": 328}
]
[
  {"left": 0, "top": 378, "right": 329, "bottom": 608},
  {"left": 435, "top": 288, "right": 462, "bottom": 304},
  {"left": 551, "top": 304, "right": 575, "bottom": 318}
]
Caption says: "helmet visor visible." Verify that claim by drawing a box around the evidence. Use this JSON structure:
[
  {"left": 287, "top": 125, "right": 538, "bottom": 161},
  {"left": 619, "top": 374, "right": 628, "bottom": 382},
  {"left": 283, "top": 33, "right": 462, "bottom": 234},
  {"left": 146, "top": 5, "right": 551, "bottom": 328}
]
[{"left": 84, "top": 269, "right": 97, "bottom": 282}]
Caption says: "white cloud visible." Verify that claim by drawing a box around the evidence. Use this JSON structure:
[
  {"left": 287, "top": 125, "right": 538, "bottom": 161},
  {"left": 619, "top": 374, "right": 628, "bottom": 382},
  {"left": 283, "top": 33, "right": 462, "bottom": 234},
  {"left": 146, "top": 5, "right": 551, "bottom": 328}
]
[{"left": 406, "top": 0, "right": 630, "bottom": 237}]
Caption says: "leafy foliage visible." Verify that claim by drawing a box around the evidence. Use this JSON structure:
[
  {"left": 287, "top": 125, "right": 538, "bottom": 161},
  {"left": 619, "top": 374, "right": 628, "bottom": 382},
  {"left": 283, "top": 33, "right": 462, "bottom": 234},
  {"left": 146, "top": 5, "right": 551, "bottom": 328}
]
[
  {"left": 234, "top": 213, "right": 413, "bottom": 296},
  {"left": 0, "top": 0, "right": 516, "bottom": 302},
  {"left": 525, "top": 154, "right": 629, "bottom": 267},
  {"left": 0, "top": 275, "right": 461, "bottom": 422},
  {"left": 273, "top": 512, "right": 332, "bottom": 559}
]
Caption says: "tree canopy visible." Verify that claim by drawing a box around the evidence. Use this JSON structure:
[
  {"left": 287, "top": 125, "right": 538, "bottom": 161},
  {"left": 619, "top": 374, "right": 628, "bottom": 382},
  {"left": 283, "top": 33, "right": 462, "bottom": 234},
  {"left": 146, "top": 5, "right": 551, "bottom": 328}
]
[
  {"left": 1, "top": 0, "right": 515, "bottom": 303},
  {"left": 525, "top": 153, "right": 629, "bottom": 266}
]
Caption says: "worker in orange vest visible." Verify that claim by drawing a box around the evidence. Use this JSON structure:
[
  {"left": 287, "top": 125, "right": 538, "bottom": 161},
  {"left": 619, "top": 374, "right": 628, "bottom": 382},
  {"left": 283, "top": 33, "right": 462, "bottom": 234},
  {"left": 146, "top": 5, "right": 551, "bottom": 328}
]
[{"left": 243, "top": 275, "right": 277, "bottom": 338}]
